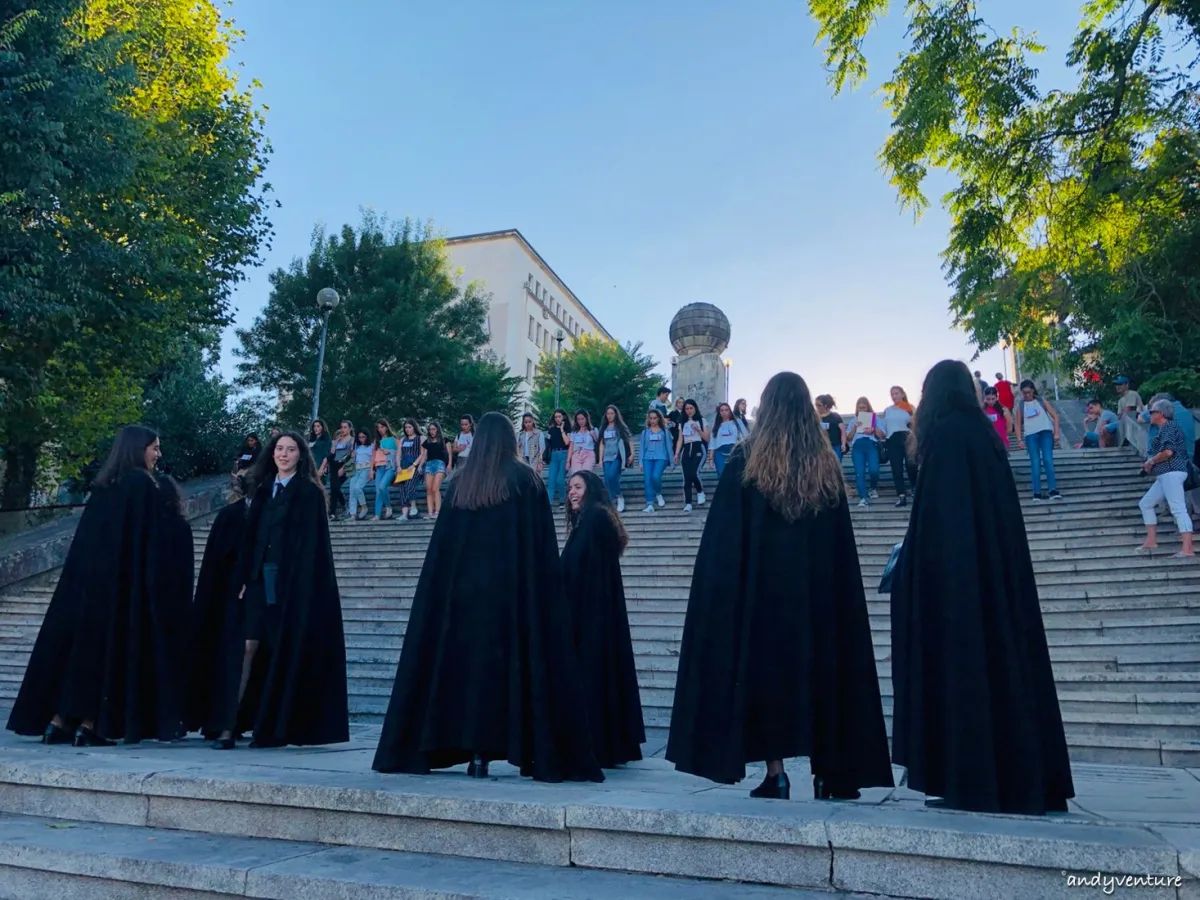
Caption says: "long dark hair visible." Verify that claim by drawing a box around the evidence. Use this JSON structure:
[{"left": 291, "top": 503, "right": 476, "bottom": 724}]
[
  {"left": 251, "top": 430, "right": 327, "bottom": 506},
  {"left": 572, "top": 409, "right": 594, "bottom": 433},
  {"left": 912, "top": 360, "right": 1000, "bottom": 464},
  {"left": 374, "top": 419, "right": 395, "bottom": 449},
  {"left": 458, "top": 414, "right": 476, "bottom": 434},
  {"left": 549, "top": 408, "right": 569, "bottom": 431},
  {"left": 96, "top": 425, "right": 159, "bottom": 487},
  {"left": 238, "top": 433, "right": 261, "bottom": 454},
  {"left": 355, "top": 429, "right": 371, "bottom": 446},
  {"left": 399, "top": 418, "right": 420, "bottom": 440},
  {"left": 566, "top": 469, "right": 628, "bottom": 555},
  {"left": 156, "top": 474, "right": 184, "bottom": 517},
  {"left": 309, "top": 419, "right": 329, "bottom": 442},
  {"left": 682, "top": 398, "right": 704, "bottom": 427},
  {"left": 520, "top": 412, "right": 538, "bottom": 431},
  {"left": 425, "top": 421, "right": 444, "bottom": 444},
  {"left": 734, "top": 398, "right": 750, "bottom": 426},
  {"left": 741, "top": 372, "right": 844, "bottom": 521},
  {"left": 452, "top": 412, "right": 537, "bottom": 510},
  {"left": 601, "top": 405, "right": 631, "bottom": 440}
]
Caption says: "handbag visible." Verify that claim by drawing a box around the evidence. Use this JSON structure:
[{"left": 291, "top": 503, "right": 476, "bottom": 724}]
[
  {"left": 878, "top": 541, "right": 904, "bottom": 594},
  {"left": 394, "top": 466, "right": 415, "bottom": 484}
]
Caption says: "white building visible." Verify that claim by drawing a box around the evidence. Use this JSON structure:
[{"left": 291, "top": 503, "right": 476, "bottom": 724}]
[{"left": 444, "top": 229, "right": 613, "bottom": 399}]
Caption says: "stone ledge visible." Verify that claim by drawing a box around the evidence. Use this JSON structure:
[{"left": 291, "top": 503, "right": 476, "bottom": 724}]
[{"left": 0, "top": 750, "right": 1196, "bottom": 898}]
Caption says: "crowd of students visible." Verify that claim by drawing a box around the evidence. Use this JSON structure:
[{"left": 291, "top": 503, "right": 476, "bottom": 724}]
[{"left": 9, "top": 358, "right": 1091, "bottom": 818}]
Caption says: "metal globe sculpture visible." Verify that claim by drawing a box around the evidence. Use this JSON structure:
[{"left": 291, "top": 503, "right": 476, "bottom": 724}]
[{"left": 669, "top": 302, "right": 730, "bottom": 357}]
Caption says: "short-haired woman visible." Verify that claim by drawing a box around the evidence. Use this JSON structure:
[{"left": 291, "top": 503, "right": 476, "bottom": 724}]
[
  {"left": 563, "top": 470, "right": 644, "bottom": 767},
  {"left": 373, "top": 412, "right": 603, "bottom": 783},
  {"left": 667, "top": 373, "right": 892, "bottom": 801},
  {"left": 1139, "top": 400, "right": 1195, "bottom": 557}
]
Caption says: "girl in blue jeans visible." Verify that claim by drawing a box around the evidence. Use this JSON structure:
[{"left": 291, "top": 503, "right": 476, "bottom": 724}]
[
  {"left": 544, "top": 409, "right": 570, "bottom": 506},
  {"left": 372, "top": 419, "right": 398, "bottom": 520},
  {"left": 597, "top": 405, "right": 633, "bottom": 513},
  {"left": 847, "top": 397, "right": 883, "bottom": 508},
  {"left": 1016, "top": 381, "right": 1063, "bottom": 501},
  {"left": 639, "top": 409, "right": 672, "bottom": 511}
]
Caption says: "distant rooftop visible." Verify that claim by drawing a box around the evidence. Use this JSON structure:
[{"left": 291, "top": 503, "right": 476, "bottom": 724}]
[{"left": 445, "top": 229, "right": 613, "bottom": 341}]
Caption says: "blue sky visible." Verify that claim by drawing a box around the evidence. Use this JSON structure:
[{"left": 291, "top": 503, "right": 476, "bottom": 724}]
[{"left": 220, "top": 0, "right": 1080, "bottom": 411}]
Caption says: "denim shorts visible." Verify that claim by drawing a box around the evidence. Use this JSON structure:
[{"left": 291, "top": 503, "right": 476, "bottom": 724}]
[{"left": 424, "top": 459, "right": 446, "bottom": 475}]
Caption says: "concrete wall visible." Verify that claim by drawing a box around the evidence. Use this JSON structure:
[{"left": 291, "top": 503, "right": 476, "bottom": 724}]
[
  {"left": 675, "top": 353, "right": 727, "bottom": 421},
  {"left": 444, "top": 233, "right": 609, "bottom": 401}
]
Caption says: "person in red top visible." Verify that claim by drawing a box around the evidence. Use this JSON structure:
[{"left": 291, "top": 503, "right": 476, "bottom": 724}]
[{"left": 994, "top": 374, "right": 1016, "bottom": 433}]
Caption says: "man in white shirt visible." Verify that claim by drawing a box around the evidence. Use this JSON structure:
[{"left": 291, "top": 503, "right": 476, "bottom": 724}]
[{"left": 1114, "top": 377, "right": 1144, "bottom": 418}]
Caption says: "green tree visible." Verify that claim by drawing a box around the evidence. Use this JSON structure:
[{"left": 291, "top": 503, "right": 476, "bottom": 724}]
[
  {"left": 0, "top": 0, "right": 273, "bottom": 507},
  {"left": 528, "top": 334, "right": 660, "bottom": 427},
  {"left": 809, "top": 0, "right": 1200, "bottom": 402},
  {"left": 142, "top": 341, "right": 269, "bottom": 481},
  {"left": 235, "top": 215, "right": 522, "bottom": 430}
]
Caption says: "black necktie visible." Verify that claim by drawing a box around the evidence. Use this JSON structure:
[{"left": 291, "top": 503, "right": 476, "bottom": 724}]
[{"left": 273, "top": 481, "right": 282, "bottom": 498}]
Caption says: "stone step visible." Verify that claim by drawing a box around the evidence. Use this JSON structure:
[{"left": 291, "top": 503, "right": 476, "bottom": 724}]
[
  {"left": 0, "top": 737, "right": 1192, "bottom": 900},
  {"left": 0, "top": 814, "right": 819, "bottom": 900}
]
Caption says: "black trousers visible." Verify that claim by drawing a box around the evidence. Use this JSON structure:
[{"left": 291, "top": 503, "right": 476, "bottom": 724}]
[
  {"left": 328, "top": 459, "right": 347, "bottom": 515},
  {"left": 681, "top": 444, "right": 705, "bottom": 504},
  {"left": 887, "top": 432, "right": 918, "bottom": 496}
]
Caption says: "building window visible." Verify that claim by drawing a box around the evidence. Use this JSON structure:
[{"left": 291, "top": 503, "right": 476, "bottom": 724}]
[
  {"left": 536, "top": 323, "right": 543, "bottom": 345},
  {"left": 535, "top": 281, "right": 541, "bottom": 298},
  {"left": 526, "top": 359, "right": 533, "bottom": 382},
  {"left": 527, "top": 273, "right": 534, "bottom": 287},
  {"left": 528, "top": 316, "right": 535, "bottom": 340}
]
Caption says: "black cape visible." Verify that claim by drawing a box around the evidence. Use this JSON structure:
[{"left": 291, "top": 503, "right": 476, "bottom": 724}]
[
  {"left": 373, "top": 463, "right": 603, "bottom": 783},
  {"left": 8, "top": 471, "right": 193, "bottom": 741},
  {"left": 666, "top": 451, "right": 894, "bottom": 788},
  {"left": 184, "top": 499, "right": 248, "bottom": 736},
  {"left": 891, "top": 409, "right": 1075, "bottom": 814},
  {"left": 232, "top": 478, "right": 349, "bottom": 746},
  {"left": 561, "top": 506, "right": 645, "bottom": 767}
]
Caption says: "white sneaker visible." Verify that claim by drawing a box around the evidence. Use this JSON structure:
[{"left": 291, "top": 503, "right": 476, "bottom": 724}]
[
  {"left": 857, "top": 499, "right": 871, "bottom": 509},
  {"left": 684, "top": 503, "right": 693, "bottom": 513},
  {"left": 643, "top": 504, "right": 655, "bottom": 513},
  {"left": 655, "top": 494, "right": 665, "bottom": 508},
  {"left": 868, "top": 489, "right": 880, "bottom": 500},
  {"left": 617, "top": 496, "right": 625, "bottom": 513},
  {"left": 696, "top": 492, "right": 707, "bottom": 506}
]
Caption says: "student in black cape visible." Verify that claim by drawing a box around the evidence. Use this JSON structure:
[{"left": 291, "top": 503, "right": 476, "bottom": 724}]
[
  {"left": 7, "top": 425, "right": 193, "bottom": 746},
  {"left": 890, "top": 360, "right": 1074, "bottom": 815},
  {"left": 372, "top": 412, "right": 603, "bottom": 783},
  {"left": 211, "top": 431, "right": 349, "bottom": 749},
  {"left": 153, "top": 474, "right": 196, "bottom": 723},
  {"left": 666, "top": 372, "right": 893, "bottom": 801},
  {"left": 184, "top": 474, "right": 252, "bottom": 738},
  {"left": 563, "top": 470, "right": 645, "bottom": 767}
]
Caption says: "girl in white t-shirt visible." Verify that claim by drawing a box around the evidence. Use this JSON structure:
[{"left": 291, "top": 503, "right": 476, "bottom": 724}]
[
  {"left": 568, "top": 410, "right": 599, "bottom": 474},
  {"left": 451, "top": 415, "right": 475, "bottom": 472},
  {"left": 673, "top": 399, "right": 709, "bottom": 511}
]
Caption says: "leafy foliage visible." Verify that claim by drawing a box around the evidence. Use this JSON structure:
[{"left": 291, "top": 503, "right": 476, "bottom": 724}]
[
  {"left": 528, "top": 334, "right": 660, "bottom": 427},
  {"left": 142, "top": 341, "right": 270, "bottom": 482},
  {"left": 809, "top": 0, "right": 1200, "bottom": 403},
  {"left": 236, "top": 215, "right": 522, "bottom": 431},
  {"left": 0, "top": 0, "right": 272, "bottom": 506}
]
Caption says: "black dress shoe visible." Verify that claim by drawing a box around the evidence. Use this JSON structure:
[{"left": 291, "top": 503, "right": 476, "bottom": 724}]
[
  {"left": 211, "top": 737, "right": 236, "bottom": 750},
  {"left": 467, "top": 755, "right": 490, "bottom": 778},
  {"left": 813, "top": 776, "right": 860, "bottom": 801},
  {"left": 749, "top": 772, "right": 790, "bottom": 800},
  {"left": 41, "top": 723, "right": 73, "bottom": 745},
  {"left": 73, "top": 726, "right": 115, "bottom": 747}
]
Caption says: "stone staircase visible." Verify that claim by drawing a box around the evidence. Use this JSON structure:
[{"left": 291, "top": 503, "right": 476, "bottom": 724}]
[{"left": 1, "top": 447, "right": 1197, "bottom": 766}]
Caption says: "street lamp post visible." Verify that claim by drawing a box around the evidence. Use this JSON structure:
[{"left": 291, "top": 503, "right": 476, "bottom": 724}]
[
  {"left": 723, "top": 358, "right": 732, "bottom": 404},
  {"left": 554, "top": 329, "right": 564, "bottom": 410},
  {"left": 311, "top": 287, "right": 341, "bottom": 422}
]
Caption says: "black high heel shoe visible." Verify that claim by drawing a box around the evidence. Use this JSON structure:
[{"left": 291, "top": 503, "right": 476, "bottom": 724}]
[
  {"left": 73, "top": 726, "right": 115, "bottom": 748},
  {"left": 749, "top": 772, "right": 790, "bottom": 800},
  {"left": 813, "top": 776, "right": 860, "bottom": 801},
  {"left": 41, "top": 723, "right": 73, "bottom": 745},
  {"left": 467, "top": 755, "right": 490, "bottom": 778}
]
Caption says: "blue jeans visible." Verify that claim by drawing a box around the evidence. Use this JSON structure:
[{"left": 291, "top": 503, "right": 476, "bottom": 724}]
[
  {"left": 1026, "top": 430, "right": 1057, "bottom": 494},
  {"left": 851, "top": 439, "right": 879, "bottom": 499},
  {"left": 713, "top": 444, "right": 732, "bottom": 480},
  {"left": 348, "top": 469, "right": 369, "bottom": 516},
  {"left": 603, "top": 458, "right": 623, "bottom": 499},
  {"left": 547, "top": 449, "right": 567, "bottom": 503},
  {"left": 374, "top": 466, "right": 395, "bottom": 516},
  {"left": 643, "top": 458, "right": 667, "bottom": 502}
]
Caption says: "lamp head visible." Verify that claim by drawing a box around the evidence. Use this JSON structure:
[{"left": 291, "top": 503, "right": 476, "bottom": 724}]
[{"left": 316, "top": 287, "right": 340, "bottom": 311}]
